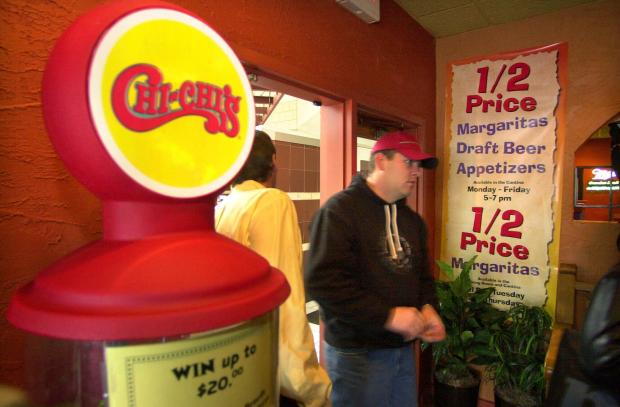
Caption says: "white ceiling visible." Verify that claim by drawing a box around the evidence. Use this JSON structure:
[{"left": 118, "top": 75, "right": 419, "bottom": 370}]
[{"left": 393, "top": 0, "right": 600, "bottom": 38}]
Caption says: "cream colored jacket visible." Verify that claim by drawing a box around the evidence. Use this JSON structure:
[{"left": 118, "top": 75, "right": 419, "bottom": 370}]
[{"left": 215, "top": 180, "right": 332, "bottom": 407}]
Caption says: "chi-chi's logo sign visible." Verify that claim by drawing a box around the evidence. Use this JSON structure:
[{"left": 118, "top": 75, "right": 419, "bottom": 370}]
[
  {"left": 112, "top": 63, "right": 241, "bottom": 137},
  {"left": 87, "top": 7, "right": 254, "bottom": 198}
]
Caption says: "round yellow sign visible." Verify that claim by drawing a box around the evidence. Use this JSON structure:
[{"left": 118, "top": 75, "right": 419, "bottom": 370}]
[{"left": 89, "top": 9, "right": 254, "bottom": 198}]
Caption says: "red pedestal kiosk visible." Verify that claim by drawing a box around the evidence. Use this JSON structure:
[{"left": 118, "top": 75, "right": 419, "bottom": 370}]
[{"left": 7, "top": 2, "right": 289, "bottom": 406}]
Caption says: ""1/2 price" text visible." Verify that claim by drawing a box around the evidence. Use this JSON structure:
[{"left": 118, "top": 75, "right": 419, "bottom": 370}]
[
  {"left": 460, "top": 207, "right": 529, "bottom": 260},
  {"left": 466, "top": 62, "right": 536, "bottom": 114}
]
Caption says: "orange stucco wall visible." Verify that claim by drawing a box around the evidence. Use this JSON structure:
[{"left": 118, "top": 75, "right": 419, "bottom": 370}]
[
  {"left": 575, "top": 138, "right": 613, "bottom": 167},
  {"left": 435, "top": 1, "right": 620, "bottom": 289},
  {"left": 0, "top": 0, "right": 436, "bottom": 387}
]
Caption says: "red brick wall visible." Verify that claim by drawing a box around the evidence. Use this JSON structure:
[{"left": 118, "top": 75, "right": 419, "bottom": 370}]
[{"left": 273, "top": 140, "right": 320, "bottom": 243}]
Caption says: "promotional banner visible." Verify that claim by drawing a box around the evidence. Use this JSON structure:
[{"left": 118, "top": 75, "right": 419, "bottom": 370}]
[{"left": 440, "top": 44, "right": 566, "bottom": 313}]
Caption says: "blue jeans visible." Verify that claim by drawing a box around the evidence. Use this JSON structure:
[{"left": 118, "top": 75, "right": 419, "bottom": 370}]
[{"left": 324, "top": 343, "right": 418, "bottom": 407}]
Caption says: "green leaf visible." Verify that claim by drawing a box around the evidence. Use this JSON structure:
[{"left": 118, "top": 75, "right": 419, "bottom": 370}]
[
  {"left": 460, "top": 330, "right": 474, "bottom": 345},
  {"left": 436, "top": 259, "right": 455, "bottom": 280},
  {"left": 462, "top": 255, "right": 478, "bottom": 274},
  {"left": 472, "top": 287, "right": 494, "bottom": 303},
  {"left": 466, "top": 316, "right": 481, "bottom": 329}
]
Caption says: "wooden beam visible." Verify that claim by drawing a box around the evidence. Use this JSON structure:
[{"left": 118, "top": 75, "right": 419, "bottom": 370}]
[
  {"left": 257, "top": 92, "right": 283, "bottom": 125},
  {"left": 253, "top": 95, "right": 274, "bottom": 105}
]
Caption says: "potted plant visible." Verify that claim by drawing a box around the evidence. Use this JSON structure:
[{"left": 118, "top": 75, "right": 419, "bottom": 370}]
[
  {"left": 489, "top": 304, "right": 552, "bottom": 407},
  {"left": 425, "top": 256, "right": 506, "bottom": 407}
]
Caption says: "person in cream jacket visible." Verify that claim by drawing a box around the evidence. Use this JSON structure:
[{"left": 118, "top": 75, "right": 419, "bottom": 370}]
[{"left": 216, "top": 131, "right": 331, "bottom": 407}]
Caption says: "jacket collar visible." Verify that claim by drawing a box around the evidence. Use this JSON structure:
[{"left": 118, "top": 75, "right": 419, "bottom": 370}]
[{"left": 232, "top": 180, "right": 266, "bottom": 192}]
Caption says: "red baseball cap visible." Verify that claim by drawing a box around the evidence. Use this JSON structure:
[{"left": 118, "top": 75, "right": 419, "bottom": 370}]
[{"left": 371, "top": 131, "right": 438, "bottom": 169}]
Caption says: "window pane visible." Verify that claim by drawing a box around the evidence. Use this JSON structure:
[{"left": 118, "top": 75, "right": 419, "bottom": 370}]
[{"left": 574, "top": 166, "right": 618, "bottom": 221}]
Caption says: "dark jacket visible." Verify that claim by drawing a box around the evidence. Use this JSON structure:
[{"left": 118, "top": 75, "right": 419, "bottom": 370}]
[
  {"left": 580, "top": 264, "right": 620, "bottom": 389},
  {"left": 304, "top": 175, "right": 438, "bottom": 348}
]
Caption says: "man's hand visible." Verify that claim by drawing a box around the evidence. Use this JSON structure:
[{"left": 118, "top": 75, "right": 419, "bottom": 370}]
[
  {"left": 384, "top": 307, "right": 425, "bottom": 341},
  {"left": 418, "top": 304, "right": 446, "bottom": 342}
]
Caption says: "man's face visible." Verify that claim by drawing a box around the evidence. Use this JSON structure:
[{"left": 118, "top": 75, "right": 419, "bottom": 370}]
[{"left": 383, "top": 152, "right": 420, "bottom": 201}]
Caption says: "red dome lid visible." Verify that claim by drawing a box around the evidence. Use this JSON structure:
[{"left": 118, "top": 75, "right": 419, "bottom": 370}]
[{"left": 8, "top": 231, "right": 289, "bottom": 340}]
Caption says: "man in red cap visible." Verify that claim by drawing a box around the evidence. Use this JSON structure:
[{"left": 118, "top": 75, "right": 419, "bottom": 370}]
[{"left": 305, "top": 131, "right": 445, "bottom": 407}]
